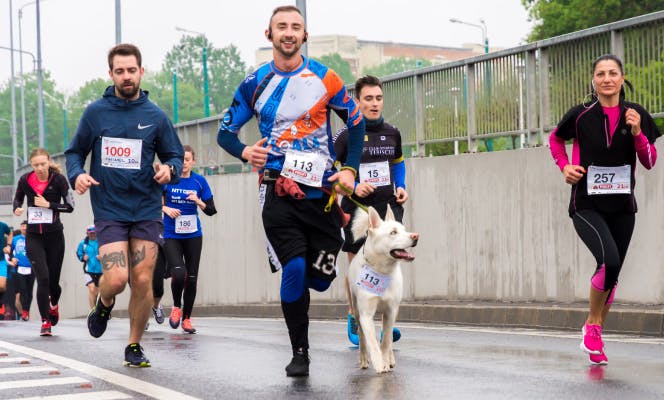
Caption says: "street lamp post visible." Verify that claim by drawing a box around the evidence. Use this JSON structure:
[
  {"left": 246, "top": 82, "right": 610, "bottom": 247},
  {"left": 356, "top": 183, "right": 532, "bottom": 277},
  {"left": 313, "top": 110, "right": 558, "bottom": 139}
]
[
  {"left": 175, "top": 26, "right": 210, "bottom": 118},
  {"left": 0, "top": 45, "right": 37, "bottom": 165},
  {"left": 43, "top": 91, "right": 69, "bottom": 151},
  {"left": 172, "top": 68, "right": 179, "bottom": 123},
  {"left": 19, "top": 1, "right": 47, "bottom": 163},
  {"left": 450, "top": 17, "right": 492, "bottom": 151},
  {"left": 35, "top": 0, "right": 46, "bottom": 149},
  {"left": 8, "top": 0, "right": 19, "bottom": 177}
]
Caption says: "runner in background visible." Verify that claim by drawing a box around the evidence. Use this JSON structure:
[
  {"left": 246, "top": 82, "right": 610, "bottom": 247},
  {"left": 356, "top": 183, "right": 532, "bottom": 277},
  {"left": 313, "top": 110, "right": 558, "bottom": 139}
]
[
  {"left": 13, "top": 148, "right": 74, "bottom": 336},
  {"left": 10, "top": 221, "right": 34, "bottom": 321},
  {"left": 162, "top": 144, "right": 217, "bottom": 334},
  {"left": 76, "top": 225, "right": 101, "bottom": 310}
]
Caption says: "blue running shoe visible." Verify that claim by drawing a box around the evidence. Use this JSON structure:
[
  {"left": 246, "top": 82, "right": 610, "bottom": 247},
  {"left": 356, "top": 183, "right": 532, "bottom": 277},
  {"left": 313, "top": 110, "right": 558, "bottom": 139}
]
[
  {"left": 347, "top": 314, "right": 359, "bottom": 346},
  {"left": 87, "top": 295, "right": 114, "bottom": 338},
  {"left": 380, "top": 327, "right": 402, "bottom": 343},
  {"left": 124, "top": 343, "right": 151, "bottom": 368}
]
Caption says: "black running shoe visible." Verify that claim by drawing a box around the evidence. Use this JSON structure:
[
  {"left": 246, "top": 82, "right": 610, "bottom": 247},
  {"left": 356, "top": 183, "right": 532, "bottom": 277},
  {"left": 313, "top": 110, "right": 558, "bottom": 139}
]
[
  {"left": 285, "top": 348, "right": 310, "bottom": 377},
  {"left": 124, "top": 343, "right": 151, "bottom": 368},
  {"left": 87, "top": 295, "right": 114, "bottom": 338}
]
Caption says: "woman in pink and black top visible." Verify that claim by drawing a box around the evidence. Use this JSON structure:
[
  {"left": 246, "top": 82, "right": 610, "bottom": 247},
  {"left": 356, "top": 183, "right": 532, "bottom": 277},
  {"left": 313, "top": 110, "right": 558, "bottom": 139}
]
[
  {"left": 13, "top": 148, "right": 74, "bottom": 336},
  {"left": 549, "top": 54, "right": 660, "bottom": 366}
]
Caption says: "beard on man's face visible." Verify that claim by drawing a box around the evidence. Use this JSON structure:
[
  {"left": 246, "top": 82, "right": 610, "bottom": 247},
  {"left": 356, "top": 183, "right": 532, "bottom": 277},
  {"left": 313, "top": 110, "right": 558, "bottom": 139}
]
[{"left": 116, "top": 80, "right": 140, "bottom": 99}]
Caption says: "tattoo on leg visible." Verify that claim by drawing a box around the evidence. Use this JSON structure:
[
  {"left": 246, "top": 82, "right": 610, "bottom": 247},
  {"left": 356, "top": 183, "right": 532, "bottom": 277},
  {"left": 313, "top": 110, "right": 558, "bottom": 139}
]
[
  {"left": 101, "top": 251, "right": 127, "bottom": 271},
  {"left": 130, "top": 245, "right": 146, "bottom": 267}
]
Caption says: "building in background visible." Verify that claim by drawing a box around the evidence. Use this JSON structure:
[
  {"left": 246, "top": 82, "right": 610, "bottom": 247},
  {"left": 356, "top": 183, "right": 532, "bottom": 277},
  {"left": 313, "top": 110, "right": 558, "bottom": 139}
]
[{"left": 255, "top": 35, "right": 497, "bottom": 75}]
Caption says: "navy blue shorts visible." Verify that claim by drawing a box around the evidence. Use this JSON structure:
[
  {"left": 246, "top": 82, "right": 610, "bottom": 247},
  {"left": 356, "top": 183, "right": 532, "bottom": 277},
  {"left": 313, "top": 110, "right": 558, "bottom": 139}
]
[
  {"left": 95, "top": 220, "right": 164, "bottom": 247},
  {"left": 85, "top": 272, "right": 102, "bottom": 287}
]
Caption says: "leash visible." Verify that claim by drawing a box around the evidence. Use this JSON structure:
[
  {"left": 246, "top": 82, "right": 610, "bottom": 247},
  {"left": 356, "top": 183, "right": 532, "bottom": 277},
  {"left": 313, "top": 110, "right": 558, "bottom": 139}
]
[{"left": 324, "top": 181, "right": 368, "bottom": 213}]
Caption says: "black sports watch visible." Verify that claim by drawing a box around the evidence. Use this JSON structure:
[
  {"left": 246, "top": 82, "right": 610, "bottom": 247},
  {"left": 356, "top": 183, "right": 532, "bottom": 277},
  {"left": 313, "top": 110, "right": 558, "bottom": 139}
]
[{"left": 168, "top": 164, "right": 175, "bottom": 177}]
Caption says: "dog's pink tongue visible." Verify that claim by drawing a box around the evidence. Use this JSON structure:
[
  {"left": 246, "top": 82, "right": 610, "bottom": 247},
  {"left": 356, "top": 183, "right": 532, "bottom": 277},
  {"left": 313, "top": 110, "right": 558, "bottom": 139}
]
[{"left": 391, "top": 249, "right": 415, "bottom": 261}]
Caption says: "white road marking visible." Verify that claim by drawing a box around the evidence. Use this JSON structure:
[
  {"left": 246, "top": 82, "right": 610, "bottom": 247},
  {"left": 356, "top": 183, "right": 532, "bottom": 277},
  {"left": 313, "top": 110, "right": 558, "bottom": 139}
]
[
  {"left": 0, "top": 366, "right": 58, "bottom": 374},
  {"left": 0, "top": 340, "right": 200, "bottom": 400},
  {"left": 9, "top": 390, "right": 133, "bottom": 400},
  {"left": 0, "top": 376, "right": 88, "bottom": 390},
  {"left": 0, "top": 357, "right": 29, "bottom": 363},
  {"left": 215, "top": 316, "right": 664, "bottom": 346}
]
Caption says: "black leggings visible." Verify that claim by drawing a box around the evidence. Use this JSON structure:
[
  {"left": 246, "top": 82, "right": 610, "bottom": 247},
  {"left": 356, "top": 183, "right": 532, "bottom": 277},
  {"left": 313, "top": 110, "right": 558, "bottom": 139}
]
[
  {"left": 152, "top": 245, "right": 166, "bottom": 299},
  {"left": 572, "top": 209, "right": 635, "bottom": 293},
  {"left": 26, "top": 230, "right": 65, "bottom": 321},
  {"left": 164, "top": 237, "right": 202, "bottom": 319},
  {"left": 14, "top": 273, "right": 35, "bottom": 311}
]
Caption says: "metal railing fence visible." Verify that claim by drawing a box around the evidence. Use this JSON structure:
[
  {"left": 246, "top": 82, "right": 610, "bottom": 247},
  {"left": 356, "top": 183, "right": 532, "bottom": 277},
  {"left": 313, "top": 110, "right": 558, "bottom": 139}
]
[{"left": 9, "top": 13, "right": 663, "bottom": 186}]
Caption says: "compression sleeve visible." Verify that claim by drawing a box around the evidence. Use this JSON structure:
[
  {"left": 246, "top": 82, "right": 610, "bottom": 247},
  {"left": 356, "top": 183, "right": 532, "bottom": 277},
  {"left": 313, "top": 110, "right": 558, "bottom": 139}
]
[
  {"left": 634, "top": 132, "right": 658, "bottom": 169},
  {"left": 202, "top": 198, "right": 217, "bottom": 216},
  {"left": 391, "top": 159, "right": 406, "bottom": 189},
  {"left": 549, "top": 128, "right": 570, "bottom": 171}
]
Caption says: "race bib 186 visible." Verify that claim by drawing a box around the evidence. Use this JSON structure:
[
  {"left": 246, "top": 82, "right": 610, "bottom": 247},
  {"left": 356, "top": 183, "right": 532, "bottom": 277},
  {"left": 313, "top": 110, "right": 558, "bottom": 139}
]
[
  {"left": 175, "top": 214, "right": 198, "bottom": 234},
  {"left": 587, "top": 165, "right": 631, "bottom": 195},
  {"left": 101, "top": 136, "right": 142, "bottom": 170}
]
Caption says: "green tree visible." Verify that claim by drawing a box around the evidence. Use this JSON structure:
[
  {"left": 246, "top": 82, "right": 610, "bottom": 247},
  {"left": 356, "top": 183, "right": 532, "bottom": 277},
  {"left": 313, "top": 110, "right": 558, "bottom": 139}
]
[
  {"left": 163, "top": 34, "right": 247, "bottom": 117},
  {"left": 522, "top": 0, "right": 664, "bottom": 41},
  {"left": 362, "top": 57, "right": 432, "bottom": 78},
  {"left": 313, "top": 53, "right": 354, "bottom": 83},
  {"left": 142, "top": 69, "right": 204, "bottom": 123}
]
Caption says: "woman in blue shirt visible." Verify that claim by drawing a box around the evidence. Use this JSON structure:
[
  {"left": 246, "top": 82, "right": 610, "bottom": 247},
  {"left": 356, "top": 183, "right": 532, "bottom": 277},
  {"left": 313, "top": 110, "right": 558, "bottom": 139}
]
[
  {"left": 76, "top": 225, "right": 101, "bottom": 310},
  {"left": 10, "top": 221, "right": 33, "bottom": 321},
  {"left": 162, "top": 145, "right": 217, "bottom": 333}
]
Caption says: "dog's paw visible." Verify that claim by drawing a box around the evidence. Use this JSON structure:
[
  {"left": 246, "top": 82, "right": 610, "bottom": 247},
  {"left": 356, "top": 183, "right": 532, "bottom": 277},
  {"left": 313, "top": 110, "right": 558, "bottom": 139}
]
[
  {"left": 360, "top": 359, "right": 369, "bottom": 369},
  {"left": 374, "top": 363, "right": 390, "bottom": 374}
]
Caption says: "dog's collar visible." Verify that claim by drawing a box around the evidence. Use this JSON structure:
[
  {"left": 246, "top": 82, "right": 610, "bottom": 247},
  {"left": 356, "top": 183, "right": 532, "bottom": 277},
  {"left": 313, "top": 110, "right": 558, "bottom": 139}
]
[{"left": 362, "top": 246, "right": 377, "bottom": 267}]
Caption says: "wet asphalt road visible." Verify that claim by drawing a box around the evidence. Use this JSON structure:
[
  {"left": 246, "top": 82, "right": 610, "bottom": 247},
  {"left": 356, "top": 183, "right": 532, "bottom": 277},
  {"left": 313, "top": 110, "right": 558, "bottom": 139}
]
[{"left": 1, "top": 316, "right": 663, "bottom": 399}]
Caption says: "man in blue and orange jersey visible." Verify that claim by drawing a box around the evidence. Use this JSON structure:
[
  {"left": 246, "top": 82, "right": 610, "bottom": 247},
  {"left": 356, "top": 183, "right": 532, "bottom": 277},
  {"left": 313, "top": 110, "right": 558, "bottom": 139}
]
[{"left": 217, "top": 4, "right": 365, "bottom": 377}]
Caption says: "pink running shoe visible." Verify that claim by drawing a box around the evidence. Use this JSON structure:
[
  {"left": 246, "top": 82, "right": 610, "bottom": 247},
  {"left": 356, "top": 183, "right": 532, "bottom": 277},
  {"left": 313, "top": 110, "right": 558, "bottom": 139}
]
[
  {"left": 589, "top": 350, "right": 608, "bottom": 365},
  {"left": 580, "top": 323, "right": 603, "bottom": 355}
]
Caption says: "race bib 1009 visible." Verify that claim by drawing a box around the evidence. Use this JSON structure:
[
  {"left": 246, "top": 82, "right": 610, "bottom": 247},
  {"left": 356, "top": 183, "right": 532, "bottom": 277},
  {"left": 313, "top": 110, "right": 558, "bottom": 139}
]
[{"left": 101, "top": 136, "right": 142, "bottom": 170}]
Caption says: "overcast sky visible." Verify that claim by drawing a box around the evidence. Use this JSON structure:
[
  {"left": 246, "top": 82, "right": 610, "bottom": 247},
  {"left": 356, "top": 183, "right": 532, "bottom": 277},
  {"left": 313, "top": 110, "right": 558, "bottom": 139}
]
[{"left": 1, "top": 0, "right": 535, "bottom": 92}]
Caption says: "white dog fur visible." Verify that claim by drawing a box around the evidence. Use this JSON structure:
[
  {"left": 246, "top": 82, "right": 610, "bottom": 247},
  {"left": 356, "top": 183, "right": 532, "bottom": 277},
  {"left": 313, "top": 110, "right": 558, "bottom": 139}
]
[{"left": 348, "top": 205, "right": 419, "bottom": 374}]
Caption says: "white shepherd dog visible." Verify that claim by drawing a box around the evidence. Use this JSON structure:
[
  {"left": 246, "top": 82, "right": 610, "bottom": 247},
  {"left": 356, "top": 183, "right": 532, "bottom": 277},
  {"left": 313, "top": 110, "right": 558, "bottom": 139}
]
[{"left": 348, "top": 205, "right": 419, "bottom": 374}]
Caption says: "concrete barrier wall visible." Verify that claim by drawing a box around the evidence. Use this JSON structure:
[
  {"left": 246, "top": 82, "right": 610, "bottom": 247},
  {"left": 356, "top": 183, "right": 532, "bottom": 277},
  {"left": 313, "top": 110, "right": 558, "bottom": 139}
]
[{"left": 3, "top": 147, "right": 663, "bottom": 318}]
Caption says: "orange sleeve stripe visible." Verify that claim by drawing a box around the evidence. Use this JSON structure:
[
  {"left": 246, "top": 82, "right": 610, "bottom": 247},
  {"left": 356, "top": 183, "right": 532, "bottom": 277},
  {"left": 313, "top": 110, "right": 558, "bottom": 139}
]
[{"left": 322, "top": 69, "right": 344, "bottom": 96}]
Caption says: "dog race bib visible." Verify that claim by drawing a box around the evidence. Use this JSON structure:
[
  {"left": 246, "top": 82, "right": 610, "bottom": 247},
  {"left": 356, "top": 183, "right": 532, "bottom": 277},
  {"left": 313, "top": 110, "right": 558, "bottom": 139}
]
[
  {"left": 280, "top": 150, "right": 325, "bottom": 187},
  {"left": 27, "top": 206, "right": 53, "bottom": 224},
  {"left": 175, "top": 214, "right": 198, "bottom": 234},
  {"left": 101, "top": 136, "right": 142, "bottom": 170},
  {"left": 359, "top": 161, "right": 391, "bottom": 187},
  {"left": 355, "top": 264, "right": 392, "bottom": 296},
  {"left": 17, "top": 266, "right": 31, "bottom": 275},
  {"left": 587, "top": 165, "right": 631, "bottom": 195}
]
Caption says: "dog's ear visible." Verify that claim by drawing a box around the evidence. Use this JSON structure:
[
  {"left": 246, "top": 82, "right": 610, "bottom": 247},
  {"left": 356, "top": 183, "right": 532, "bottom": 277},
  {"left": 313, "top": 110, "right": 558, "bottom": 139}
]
[
  {"left": 368, "top": 206, "right": 382, "bottom": 229},
  {"left": 385, "top": 204, "right": 395, "bottom": 222}
]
